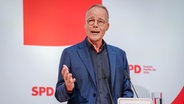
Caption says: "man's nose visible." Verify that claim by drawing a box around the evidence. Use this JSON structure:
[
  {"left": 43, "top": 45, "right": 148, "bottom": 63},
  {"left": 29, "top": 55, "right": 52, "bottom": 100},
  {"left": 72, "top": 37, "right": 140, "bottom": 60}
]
[{"left": 93, "top": 21, "right": 98, "bottom": 28}]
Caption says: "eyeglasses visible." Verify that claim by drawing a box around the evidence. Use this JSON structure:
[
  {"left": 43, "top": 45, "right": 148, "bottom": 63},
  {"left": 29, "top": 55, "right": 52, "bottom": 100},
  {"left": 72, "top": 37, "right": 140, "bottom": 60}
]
[{"left": 87, "top": 18, "right": 106, "bottom": 26}]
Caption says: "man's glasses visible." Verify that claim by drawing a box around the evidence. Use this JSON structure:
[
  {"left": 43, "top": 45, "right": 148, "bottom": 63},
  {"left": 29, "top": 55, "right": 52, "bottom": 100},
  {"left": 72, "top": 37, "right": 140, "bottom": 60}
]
[{"left": 87, "top": 18, "right": 106, "bottom": 26}]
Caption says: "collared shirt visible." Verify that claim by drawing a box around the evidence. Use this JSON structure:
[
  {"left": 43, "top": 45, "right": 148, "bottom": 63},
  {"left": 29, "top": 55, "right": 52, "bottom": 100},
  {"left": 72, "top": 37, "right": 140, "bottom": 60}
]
[{"left": 86, "top": 38, "right": 111, "bottom": 104}]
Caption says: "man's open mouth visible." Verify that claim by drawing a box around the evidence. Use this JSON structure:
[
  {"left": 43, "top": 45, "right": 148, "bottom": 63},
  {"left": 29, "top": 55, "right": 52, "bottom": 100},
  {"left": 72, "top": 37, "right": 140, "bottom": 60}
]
[{"left": 91, "top": 31, "right": 100, "bottom": 35}]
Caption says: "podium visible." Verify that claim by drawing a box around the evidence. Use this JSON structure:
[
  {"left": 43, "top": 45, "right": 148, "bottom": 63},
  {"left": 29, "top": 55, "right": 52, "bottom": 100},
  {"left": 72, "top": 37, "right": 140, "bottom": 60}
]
[{"left": 118, "top": 98, "right": 153, "bottom": 104}]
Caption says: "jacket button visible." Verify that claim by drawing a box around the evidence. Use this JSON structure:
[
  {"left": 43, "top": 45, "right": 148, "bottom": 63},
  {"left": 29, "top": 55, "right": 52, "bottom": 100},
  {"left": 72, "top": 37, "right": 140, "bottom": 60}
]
[{"left": 93, "top": 93, "right": 96, "bottom": 97}]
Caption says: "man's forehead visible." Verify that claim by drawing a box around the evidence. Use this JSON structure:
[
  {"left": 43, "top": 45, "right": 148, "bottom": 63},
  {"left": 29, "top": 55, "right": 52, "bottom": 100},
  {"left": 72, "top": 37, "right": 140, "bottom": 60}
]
[
  {"left": 88, "top": 6, "right": 106, "bottom": 13},
  {"left": 87, "top": 7, "right": 107, "bottom": 17},
  {"left": 86, "top": 5, "right": 109, "bottom": 22}
]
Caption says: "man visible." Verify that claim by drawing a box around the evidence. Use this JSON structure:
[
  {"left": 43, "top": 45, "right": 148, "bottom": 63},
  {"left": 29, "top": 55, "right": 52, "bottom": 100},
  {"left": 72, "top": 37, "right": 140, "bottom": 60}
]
[{"left": 55, "top": 4, "right": 133, "bottom": 104}]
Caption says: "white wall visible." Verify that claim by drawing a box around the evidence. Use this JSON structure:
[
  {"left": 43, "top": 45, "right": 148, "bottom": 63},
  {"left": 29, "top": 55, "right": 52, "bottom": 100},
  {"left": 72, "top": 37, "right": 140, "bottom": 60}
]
[{"left": 0, "top": 0, "right": 184, "bottom": 104}]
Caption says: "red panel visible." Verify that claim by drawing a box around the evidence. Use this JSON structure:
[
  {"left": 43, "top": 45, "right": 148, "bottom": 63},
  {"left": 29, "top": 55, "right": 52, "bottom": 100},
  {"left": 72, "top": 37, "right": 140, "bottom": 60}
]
[
  {"left": 23, "top": 0, "right": 102, "bottom": 46},
  {"left": 172, "top": 86, "right": 184, "bottom": 104}
]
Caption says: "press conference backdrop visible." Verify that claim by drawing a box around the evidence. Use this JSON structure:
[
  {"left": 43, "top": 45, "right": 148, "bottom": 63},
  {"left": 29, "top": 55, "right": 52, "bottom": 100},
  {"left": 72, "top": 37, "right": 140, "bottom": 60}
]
[{"left": 0, "top": 0, "right": 184, "bottom": 104}]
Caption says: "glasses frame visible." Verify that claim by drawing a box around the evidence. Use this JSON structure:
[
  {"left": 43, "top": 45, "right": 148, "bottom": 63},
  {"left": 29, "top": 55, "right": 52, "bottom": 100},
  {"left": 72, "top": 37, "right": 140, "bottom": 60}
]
[{"left": 87, "top": 18, "right": 106, "bottom": 26}]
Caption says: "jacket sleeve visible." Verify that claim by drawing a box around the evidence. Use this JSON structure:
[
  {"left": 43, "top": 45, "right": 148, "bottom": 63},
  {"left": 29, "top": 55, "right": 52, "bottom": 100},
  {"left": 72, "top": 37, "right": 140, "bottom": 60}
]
[
  {"left": 122, "top": 51, "right": 134, "bottom": 98},
  {"left": 55, "top": 49, "right": 74, "bottom": 102}
]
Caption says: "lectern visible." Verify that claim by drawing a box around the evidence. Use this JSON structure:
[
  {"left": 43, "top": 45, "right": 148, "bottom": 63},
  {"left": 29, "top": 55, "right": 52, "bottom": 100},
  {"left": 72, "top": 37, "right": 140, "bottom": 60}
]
[{"left": 118, "top": 98, "right": 153, "bottom": 104}]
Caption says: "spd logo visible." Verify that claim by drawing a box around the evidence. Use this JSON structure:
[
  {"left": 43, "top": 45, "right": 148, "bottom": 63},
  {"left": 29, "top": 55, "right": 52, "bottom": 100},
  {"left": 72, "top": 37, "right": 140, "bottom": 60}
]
[
  {"left": 129, "top": 64, "right": 156, "bottom": 74},
  {"left": 32, "top": 86, "right": 54, "bottom": 96},
  {"left": 129, "top": 64, "right": 141, "bottom": 74}
]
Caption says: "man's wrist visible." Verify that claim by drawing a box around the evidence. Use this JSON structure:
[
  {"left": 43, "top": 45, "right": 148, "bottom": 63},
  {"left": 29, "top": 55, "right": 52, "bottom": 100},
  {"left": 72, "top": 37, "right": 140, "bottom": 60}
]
[{"left": 65, "top": 85, "right": 74, "bottom": 93}]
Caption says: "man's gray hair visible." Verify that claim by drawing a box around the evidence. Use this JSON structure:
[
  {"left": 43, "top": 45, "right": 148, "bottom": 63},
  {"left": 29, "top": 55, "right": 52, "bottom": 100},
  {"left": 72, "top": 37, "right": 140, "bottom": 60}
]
[{"left": 86, "top": 4, "right": 109, "bottom": 22}]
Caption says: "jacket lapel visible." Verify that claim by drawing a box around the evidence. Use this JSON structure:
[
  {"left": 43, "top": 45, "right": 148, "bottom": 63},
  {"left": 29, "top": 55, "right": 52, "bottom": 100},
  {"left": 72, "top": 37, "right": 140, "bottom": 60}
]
[
  {"left": 107, "top": 45, "right": 116, "bottom": 92},
  {"left": 77, "top": 41, "right": 97, "bottom": 87}
]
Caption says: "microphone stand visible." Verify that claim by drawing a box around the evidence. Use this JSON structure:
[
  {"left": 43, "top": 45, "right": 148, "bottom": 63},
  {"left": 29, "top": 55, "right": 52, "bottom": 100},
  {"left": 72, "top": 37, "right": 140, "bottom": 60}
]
[{"left": 123, "top": 70, "right": 139, "bottom": 98}]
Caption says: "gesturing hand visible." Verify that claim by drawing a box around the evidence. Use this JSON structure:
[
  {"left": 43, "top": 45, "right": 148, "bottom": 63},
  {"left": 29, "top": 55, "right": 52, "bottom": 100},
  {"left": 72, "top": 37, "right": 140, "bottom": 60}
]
[{"left": 61, "top": 65, "right": 76, "bottom": 92}]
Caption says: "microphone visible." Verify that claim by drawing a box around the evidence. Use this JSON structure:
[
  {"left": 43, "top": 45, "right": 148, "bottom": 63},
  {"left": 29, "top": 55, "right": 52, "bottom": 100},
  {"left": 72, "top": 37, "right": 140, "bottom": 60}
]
[
  {"left": 123, "top": 70, "right": 139, "bottom": 98},
  {"left": 102, "top": 69, "right": 114, "bottom": 104}
]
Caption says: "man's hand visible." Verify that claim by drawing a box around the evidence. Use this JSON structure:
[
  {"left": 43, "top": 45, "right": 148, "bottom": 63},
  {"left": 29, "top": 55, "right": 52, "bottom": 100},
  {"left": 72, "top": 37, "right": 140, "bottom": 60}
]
[{"left": 61, "top": 65, "right": 76, "bottom": 92}]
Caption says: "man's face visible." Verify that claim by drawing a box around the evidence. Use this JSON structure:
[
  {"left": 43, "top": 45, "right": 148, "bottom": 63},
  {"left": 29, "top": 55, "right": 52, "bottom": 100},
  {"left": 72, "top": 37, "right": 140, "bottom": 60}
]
[{"left": 84, "top": 7, "right": 109, "bottom": 43}]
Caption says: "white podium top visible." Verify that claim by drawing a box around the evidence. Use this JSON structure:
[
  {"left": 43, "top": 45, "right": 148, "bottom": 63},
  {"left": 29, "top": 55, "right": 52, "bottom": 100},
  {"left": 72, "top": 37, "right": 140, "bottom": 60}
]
[{"left": 118, "top": 98, "right": 153, "bottom": 104}]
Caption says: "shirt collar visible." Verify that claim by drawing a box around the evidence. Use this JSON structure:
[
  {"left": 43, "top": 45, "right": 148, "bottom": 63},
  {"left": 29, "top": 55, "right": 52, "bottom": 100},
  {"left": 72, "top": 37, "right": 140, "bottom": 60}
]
[{"left": 85, "top": 37, "right": 106, "bottom": 53}]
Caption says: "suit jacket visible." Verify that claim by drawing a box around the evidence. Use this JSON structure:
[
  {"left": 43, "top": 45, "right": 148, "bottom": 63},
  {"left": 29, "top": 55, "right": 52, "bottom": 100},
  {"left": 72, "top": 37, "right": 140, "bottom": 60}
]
[{"left": 55, "top": 38, "right": 133, "bottom": 104}]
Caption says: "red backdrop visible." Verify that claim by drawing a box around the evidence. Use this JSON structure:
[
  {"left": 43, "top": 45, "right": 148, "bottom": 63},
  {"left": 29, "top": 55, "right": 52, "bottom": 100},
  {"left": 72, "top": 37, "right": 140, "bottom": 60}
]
[{"left": 23, "top": 0, "right": 101, "bottom": 46}]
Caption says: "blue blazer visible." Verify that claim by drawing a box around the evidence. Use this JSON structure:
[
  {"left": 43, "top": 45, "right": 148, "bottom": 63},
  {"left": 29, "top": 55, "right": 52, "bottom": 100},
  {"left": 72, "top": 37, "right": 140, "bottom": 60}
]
[{"left": 55, "top": 38, "right": 133, "bottom": 104}]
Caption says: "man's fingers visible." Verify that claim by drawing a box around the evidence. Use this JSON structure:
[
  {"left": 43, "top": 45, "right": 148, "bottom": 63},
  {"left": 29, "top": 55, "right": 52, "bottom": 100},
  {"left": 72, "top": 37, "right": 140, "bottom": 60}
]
[
  {"left": 63, "top": 65, "right": 68, "bottom": 69},
  {"left": 61, "top": 66, "right": 76, "bottom": 91},
  {"left": 62, "top": 65, "right": 69, "bottom": 80},
  {"left": 61, "top": 64, "right": 76, "bottom": 91},
  {"left": 72, "top": 78, "right": 76, "bottom": 83},
  {"left": 67, "top": 73, "right": 74, "bottom": 83},
  {"left": 61, "top": 65, "right": 75, "bottom": 83},
  {"left": 62, "top": 65, "right": 69, "bottom": 75}
]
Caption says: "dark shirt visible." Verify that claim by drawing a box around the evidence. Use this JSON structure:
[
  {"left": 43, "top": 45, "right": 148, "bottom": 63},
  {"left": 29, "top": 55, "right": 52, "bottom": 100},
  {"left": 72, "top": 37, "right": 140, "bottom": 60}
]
[{"left": 86, "top": 38, "right": 111, "bottom": 104}]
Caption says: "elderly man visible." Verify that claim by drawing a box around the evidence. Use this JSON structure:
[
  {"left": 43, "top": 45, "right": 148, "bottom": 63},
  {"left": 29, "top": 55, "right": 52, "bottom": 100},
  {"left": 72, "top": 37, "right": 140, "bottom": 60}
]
[{"left": 55, "top": 4, "right": 133, "bottom": 104}]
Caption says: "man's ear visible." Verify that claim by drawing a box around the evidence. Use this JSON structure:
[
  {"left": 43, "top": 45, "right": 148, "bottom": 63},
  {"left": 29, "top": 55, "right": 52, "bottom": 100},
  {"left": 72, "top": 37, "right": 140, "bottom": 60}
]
[
  {"left": 106, "top": 23, "right": 110, "bottom": 31},
  {"left": 84, "top": 23, "right": 87, "bottom": 30}
]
